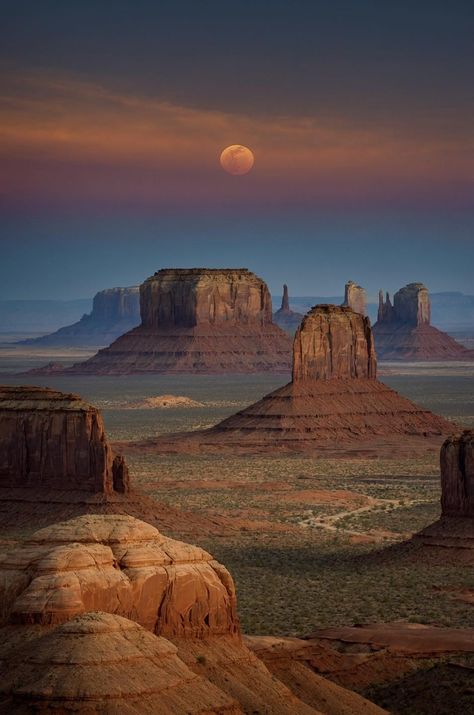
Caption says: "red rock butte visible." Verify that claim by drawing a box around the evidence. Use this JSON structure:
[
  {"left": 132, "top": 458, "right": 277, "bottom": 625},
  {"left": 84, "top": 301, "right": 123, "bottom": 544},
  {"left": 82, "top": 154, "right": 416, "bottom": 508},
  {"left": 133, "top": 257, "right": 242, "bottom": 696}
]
[
  {"left": 147, "top": 305, "right": 455, "bottom": 455},
  {"left": 64, "top": 268, "right": 292, "bottom": 374},
  {"left": 342, "top": 281, "right": 367, "bottom": 316},
  {"left": 373, "top": 282, "right": 474, "bottom": 360}
]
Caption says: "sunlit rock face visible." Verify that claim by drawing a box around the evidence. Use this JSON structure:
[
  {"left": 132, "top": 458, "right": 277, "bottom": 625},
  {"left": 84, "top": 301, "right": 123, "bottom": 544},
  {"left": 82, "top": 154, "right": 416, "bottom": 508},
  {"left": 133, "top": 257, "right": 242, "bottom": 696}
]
[
  {"left": 61, "top": 268, "right": 292, "bottom": 374},
  {"left": 292, "top": 305, "right": 376, "bottom": 381},
  {"left": 441, "top": 431, "right": 474, "bottom": 518},
  {"left": 342, "top": 281, "right": 367, "bottom": 316},
  {"left": 0, "top": 386, "right": 129, "bottom": 494},
  {"left": 373, "top": 282, "right": 473, "bottom": 360}
]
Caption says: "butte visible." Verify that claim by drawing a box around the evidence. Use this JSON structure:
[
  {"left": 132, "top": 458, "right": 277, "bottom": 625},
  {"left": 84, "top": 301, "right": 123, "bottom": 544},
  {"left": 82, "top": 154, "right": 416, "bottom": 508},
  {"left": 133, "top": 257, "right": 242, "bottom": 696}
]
[
  {"left": 59, "top": 268, "right": 292, "bottom": 374},
  {"left": 141, "top": 305, "right": 456, "bottom": 456},
  {"left": 273, "top": 284, "right": 304, "bottom": 335},
  {"left": 373, "top": 282, "right": 474, "bottom": 360}
]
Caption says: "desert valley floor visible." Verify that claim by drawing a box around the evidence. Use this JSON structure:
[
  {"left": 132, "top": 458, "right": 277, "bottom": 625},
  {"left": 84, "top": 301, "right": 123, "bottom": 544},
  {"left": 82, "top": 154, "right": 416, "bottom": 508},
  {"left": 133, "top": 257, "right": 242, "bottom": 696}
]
[{"left": 1, "top": 348, "right": 474, "bottom": 713}]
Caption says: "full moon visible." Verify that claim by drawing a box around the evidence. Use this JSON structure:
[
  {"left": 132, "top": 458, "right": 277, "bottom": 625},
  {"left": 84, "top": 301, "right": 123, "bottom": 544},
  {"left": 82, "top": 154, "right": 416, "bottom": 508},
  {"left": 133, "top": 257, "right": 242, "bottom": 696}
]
[{"left": 220, "top": 145, "right": 254, "bottom": 175}]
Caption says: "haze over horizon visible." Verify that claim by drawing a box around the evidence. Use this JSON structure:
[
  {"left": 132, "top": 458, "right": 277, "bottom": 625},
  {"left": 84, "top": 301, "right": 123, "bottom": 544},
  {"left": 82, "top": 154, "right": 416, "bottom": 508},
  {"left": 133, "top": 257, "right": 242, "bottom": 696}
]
[{"left": 1, "top": 1, "right": 473, "bottom": 300}]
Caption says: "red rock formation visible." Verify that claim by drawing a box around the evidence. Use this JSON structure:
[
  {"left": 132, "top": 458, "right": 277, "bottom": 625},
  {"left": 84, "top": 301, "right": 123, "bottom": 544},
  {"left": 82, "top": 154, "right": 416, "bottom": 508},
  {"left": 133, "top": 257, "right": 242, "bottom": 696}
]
[
  {"left": 144, "top": 305, "right": 454, "bottom": 455},
  {"left": 273, "top": 284, "right": 304, "bottom": 335},
  {"left": 20, "top": 286, "right": 140, "bottom": 347},
  {"left": 373, "top": 283, "right": 473, "bottom": 360},
  {"left": 440, "top": 430, "right": 474, "bottom": 517},
  {"left": 342, "top": 281, "right": 367, "bottom": 316},
  {"left": 0, "top": 386, "right": 129, "bottom": 493},
  {"left": 62, "top": 269, "right": 292, "bottom": 374}
]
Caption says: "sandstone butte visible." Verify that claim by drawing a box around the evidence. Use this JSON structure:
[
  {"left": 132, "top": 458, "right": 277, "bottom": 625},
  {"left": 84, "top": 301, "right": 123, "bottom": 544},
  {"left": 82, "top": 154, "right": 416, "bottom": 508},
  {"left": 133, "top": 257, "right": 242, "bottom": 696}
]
[
  {"left": 273, "top": 284, "right": 304, "bottom": 335},
  {"left": 57, "top": 268, "right": 293, "bottom": 374},
  {"left": 19, "top": 286, "right": 140, "bottom": 347},
  {"left": 0, "top": 384, "right": 387, "bottom": 714},
  {"left": 144, "top": 305, "right": 455, "bottom": 456},
  {"left": 373, "top": 282, "right": 474, "bottom": 360},
  {"left": 342, "top": 280, "right": 367, "bottom": 316}
]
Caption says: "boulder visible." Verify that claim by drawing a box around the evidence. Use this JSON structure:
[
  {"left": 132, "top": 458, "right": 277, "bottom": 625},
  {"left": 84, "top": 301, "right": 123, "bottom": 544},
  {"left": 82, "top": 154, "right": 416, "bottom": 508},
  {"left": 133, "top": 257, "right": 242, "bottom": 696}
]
[{"left": 0, "top": 386, "right": 129, "bottom": 494}]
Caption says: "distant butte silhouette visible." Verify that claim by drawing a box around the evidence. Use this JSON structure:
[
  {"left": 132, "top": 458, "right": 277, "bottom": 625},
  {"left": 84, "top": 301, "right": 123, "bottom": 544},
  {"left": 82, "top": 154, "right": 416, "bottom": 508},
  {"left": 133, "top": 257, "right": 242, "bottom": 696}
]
[{"left": 373, "top": 282, "right": 474, "bottom": 360}]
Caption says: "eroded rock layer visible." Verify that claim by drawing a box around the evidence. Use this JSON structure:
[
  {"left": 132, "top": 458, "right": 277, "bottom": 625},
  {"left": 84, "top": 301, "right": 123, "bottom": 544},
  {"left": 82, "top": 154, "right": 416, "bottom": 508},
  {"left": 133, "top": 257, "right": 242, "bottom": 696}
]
[
  {"left": 66, "top": 269, "right": 292, "bottom": 374},
  {"left": 0, "top": 386, "right": 129, "bottom": 493},
  {"left": 342, "top": 281, "right": 367, "bottom": 316},
  {"left": 20, "top": 286, "right": 140, "bottom": 347},
  {"left": 373, "top": 283, "right": 473, "bottom": 360},
  {"left": 146, "top": 305, "right": 454, "bottom": 455}
]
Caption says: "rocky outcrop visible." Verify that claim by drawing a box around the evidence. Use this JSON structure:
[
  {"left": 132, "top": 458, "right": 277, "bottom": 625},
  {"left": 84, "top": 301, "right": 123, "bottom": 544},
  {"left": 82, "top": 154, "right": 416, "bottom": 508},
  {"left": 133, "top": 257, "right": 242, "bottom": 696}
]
[
  {"left": 0, "top": 612, "right": 240, "bottom": 714},
  {"left": 273, "top": 284, "right": 304, "bottom": 335},
  {"left": 0, "top": 386, "right": 129, "bottom": 493},
  {"left": 342, "top": 281, "right": 367, "bottom": 316},
  {"left": 440, "top": 430, "right": 474, "bottom": 517},
  {"left": 61, "top": 269, "right": 292, "bottom": 374},
  {"left": 292, "top": 306, "right": 376, "bottom": 380},
  {"left": 142, "top": 305, "right": 454, "bottom": 455},
  {"left": 0, "top": 514, "right": 238, "bottom": 635},
  {"left": 20, "top": 286, "right": 140, "bottom": 347},
  {"left": 373, "top": 283, "right": 473, "bottom": 360}
]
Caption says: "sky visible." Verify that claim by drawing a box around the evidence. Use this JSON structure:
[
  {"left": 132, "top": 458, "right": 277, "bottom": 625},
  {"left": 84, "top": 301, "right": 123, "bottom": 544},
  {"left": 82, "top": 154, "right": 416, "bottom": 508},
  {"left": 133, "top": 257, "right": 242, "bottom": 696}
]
[{"left": 1, "top": 1, "right": 473, "bottom": 299}]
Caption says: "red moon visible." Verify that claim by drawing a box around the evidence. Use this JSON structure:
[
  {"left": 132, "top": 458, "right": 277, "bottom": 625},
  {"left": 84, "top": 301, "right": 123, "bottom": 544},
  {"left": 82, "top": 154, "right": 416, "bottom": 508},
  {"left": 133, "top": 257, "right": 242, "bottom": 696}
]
[{"left": 220, "top": 145, "right": 254, "bottom": 175}]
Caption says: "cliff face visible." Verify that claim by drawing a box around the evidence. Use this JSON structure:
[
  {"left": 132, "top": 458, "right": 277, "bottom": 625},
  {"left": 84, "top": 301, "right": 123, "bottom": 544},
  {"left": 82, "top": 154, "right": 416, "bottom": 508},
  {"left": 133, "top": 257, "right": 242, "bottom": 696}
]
[
  {"left": 63, "top": 268, "right": 292, "bottom": 375},
  {"left": 343, "top": 281, "right": 367, "bottom": 316},
  {"left": 292, "top": 305, "right": 376, "bottom": 381},
  {"left": 0, "top": 386, "right": 129, "bottom": 493},
  {"left": 441, "top": 431, "right": 474, "bottom": 517},
  {"left": 20, "top": 286, "right": 140, "bottom": 347},
  {"left": 374, "top": 283, "right": 473, "bottom": 360},
  {"left": 141, "top": 268, "right": 272, "bottom": 328}
]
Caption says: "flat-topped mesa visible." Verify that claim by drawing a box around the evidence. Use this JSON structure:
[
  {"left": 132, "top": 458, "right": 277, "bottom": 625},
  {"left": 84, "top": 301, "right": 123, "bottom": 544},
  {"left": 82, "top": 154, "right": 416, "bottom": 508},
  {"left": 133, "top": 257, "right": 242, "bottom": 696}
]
[
  {"left": 393, "top": 282, "right": 430, "bottom": 326},
  {"left": 56, "top": 268, "right": 292, "bottom": 374},
  {"left": 141, "top": 268, "right": 272, "bottom": 328},
  {"left": 342, "top": 281, "right": 367, "bottom": 316},
  {"left": 293, "top": 305, "right": 377, "bottom": 381},
  {"left": 0, "top": 386, "right": 129, "bottom": 493},
  {"left": 20, "top": 286, "right": 140, "bottom": 347},
  {"left": 441, "top": 431, "right": 474, "bottom": 517}
]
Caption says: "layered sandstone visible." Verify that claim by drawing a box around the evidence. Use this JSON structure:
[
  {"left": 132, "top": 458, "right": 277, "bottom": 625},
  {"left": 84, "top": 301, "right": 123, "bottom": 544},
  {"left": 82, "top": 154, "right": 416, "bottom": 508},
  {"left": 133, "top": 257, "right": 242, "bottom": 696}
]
[
  {"left": 0, "top": 386, "right": 129, "bottom": 493},
  {"left": 342, "top": 281, "right": 367, "bottom": 316},
  {"left": 146, "top": 305, "right": 454, "bottom": 455},
  {"left": 373, "top": 283, "right": 473, "bottom": 360},
  {"left": 273, "top": 284, "right": 304, "bottom": 335},
  {"left": 63, "top": 269, "right": 292, "bottom": 374},
  {"left": 20, "top": 286, "right": 140, "bottom": 347}
]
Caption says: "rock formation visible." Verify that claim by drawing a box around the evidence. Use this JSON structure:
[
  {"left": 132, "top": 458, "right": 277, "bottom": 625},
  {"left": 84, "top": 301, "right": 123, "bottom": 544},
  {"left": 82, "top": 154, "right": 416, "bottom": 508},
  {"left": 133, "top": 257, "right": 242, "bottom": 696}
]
[
  {"left": 414, "top": 430, "right": 474, "bottom": 558},
  {"left": 342, "top": 281, "right": 367, "bottom": 316},
  {"left": 61, "top": 269, "right": 292, "bottom": 374},
  {"left": 0, "top": 514, "right": 386, "bottom": 714},
  {"left": 0, "top": 386, "right": 129, "bottom": 494},
  {"left": 273, "top": 284, "right": 304, "bottom": 335},
  {"left": 20, "top": 286, "right": 140, "bottom": 347},
  {"left": 373, "top": 283, "right": 473, "bottom": 360},
  {"left": 142, "top": 305, "right": 454, "bottom": 455}
]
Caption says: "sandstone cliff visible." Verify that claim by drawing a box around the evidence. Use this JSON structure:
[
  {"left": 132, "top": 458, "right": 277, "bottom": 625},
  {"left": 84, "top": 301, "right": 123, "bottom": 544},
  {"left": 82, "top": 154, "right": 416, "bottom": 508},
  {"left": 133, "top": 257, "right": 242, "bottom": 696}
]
[
  {"left": 20, "top": 286, "right": 140, "bottom": 347},
  {"left": 373, "top": 283, "right": 473, "bottom": 360},
  {"left": 342, "top": 281, "right": 367, "bottom": 316},
  {"left": 0, "top": 386, "right": 129, "bottom": 493},
  {"left": 440, "top": 431, "right": 474, "bottom": 517},
  {"left": 273, "top": 284, "right": 304, "bottom": 336},
  {"left": 62, "top": 269, "right": 292, "bottom": 374},
  {"left": 143, "top": 305, "right": 454, "bottom": 455}
]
